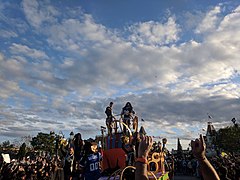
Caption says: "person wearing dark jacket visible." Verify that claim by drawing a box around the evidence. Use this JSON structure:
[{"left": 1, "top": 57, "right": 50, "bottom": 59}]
[
  {"left": 105, "top": 102, "right": 114, "bottom": 135},
  {"left": 63, "top": 146, "right": 75, "bottom": 180}
]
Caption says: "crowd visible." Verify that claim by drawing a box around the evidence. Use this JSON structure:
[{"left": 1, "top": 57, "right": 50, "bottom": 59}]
[
  {"left": 0, "top": 154, "right": 61, "bottom": 179},
  {"left": 1, "top": 133, "right": 240, "bottom": 180},
  {"left": 171, "top": 147, "right": 240, "bottom": 179},
  {"left": 207, "top": 153, "right": 240, "bottom": 179},
  {"left": 0, "top": 135, "right": 102, "bottom": 180}
]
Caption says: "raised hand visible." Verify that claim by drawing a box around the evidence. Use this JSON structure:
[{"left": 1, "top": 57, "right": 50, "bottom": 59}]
[
  {"left": 191, "top": 134, "right": 220, "bottom": 180},
  {"left": 191, "top": 134, "right": 206, "bottom": 160},
  {"left": 138, "top": 136, "right": 153, "bottom": 158}
]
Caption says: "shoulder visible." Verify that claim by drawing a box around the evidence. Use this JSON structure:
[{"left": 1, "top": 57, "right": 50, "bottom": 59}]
[
  {"left": 97, "top": 152, "right": 103, "bottom": 160},
  {"left": 80, "top": 155, "right": 88, "bottom": 164},
  {"left": 106, "top": 106, "right": 111, "bottom": 110}
]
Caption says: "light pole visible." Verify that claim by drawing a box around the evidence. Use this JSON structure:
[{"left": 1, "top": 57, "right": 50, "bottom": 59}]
[
  {"left": 69, "top": 131, "right": 74, "bottom": 146},
  {"left": 162, "top": 138, "right": 167, "bottom": 152}
]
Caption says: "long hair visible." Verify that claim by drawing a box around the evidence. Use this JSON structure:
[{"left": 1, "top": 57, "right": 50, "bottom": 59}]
[
  {"left": 82, "top": 141, "right": 93, "bottom": 156},
  {"left": 126, "top": 102, "right": 132, "bottom": 108},
  {"left": 124, "top": 102, "right": 133, "bottom": 111},
  {"left": 73, "top": 133, "right": 83, "bottom": 148}
]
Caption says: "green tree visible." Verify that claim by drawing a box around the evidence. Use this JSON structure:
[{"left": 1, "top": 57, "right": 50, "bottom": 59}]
[
  {"left": 30, "top": 132, "right": 55, "bottom": 154},
  {"left": 1, "top": 140, "right": 14, "bottom": 150},
  {"left": 2, "top": 140, "right": 10, "bottom": 148},
  {"left": 13, "top": 135, "right": 32, "bottom": 148},
  {"left": 216, "top": 125, "right": 240, "bottom": 153},
  {"left": 17, "top": 143, "right": 27, "bottom": 160}
]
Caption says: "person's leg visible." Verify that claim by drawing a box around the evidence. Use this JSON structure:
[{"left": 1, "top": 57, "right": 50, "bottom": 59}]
[
  {"left": 123, "top": 119, "right": 127, "bottom": 134},
  {"left": 106, "top": 119, "right": 111, "bottom": 135},
  {"left": 109, "top": 120, "right": 112, "bottom": 135}
]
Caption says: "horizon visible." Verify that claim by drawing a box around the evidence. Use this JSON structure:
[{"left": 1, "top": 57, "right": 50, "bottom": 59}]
[{"left": 1, "top": 120, "right": 220, "bottom": 151}]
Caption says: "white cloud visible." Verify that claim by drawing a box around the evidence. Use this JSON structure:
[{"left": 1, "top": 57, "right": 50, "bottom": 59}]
[
  {"left": 22, "top": 0, "right": 58, "bottom": 28},
  {"left": 0, "top": 80, "right": 20, "bottom": 99},
  {"left": 0, "top": 30, "right": 18, "bottom": 38},
  {"left": 46, "top": 14, "right": 122, "bottom": 56},
  {"left": 9, "top": 43, "right": 48, "bottom": 59},
  {"left": 195, "top": 6, "right": 221, "bottom": 34},
  {"left": 128, "top": 17, "right": 180, "bottom": 46}
]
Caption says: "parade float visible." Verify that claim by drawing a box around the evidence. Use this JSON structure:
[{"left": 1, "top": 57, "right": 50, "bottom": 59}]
[{"left": 96, "top": 115, "right": 171, "bottom": 180}]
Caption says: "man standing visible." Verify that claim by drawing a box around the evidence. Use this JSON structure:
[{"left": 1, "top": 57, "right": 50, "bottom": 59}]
[
  {"left": 105, "top": 102, "right": 114, "bottom": 135},
  {"left": 63, "top": 146, "right": 75, "bottom": 180},
  {"left": 79, "top": 141, "right": 102, "bottom": 180}
]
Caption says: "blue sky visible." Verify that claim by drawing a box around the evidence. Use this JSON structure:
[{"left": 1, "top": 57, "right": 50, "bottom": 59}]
[{"left": 0, "top": 0, "right": 240, "bottom": 149}]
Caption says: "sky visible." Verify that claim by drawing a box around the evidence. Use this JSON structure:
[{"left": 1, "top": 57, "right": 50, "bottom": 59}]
[{"left": 0, "top": 0, "right": 240, "bottom": 150}]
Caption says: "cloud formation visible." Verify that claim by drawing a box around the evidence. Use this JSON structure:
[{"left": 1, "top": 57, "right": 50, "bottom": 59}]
[{"left": 0, "top": 0, "right": 239, "bottom": 149}]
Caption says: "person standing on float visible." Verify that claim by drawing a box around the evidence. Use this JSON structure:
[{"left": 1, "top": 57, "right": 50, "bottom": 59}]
[
  {"left": 105, "top": 102, "right": 115, "bottom": 135},
  {"left": 121, "top": 102, "right": 135, "bottom": 134}
]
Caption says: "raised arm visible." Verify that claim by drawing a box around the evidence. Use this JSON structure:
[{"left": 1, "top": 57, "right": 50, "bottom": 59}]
[
  {"left": 191, "top": 134, "right": 220, "bottom": 180},
  {"left": 135, "top": 136, "right": 153, "bottom": 180}
]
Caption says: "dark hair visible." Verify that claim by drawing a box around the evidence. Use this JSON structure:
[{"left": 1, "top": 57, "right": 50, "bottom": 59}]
[
  {"left": 125, "top": 102, "right": 132, "bottom": 108},
  {"left": 83, "top": 141, "right": 93, "bottom": 155},
  {"left": 110, "top": 102, "right": 113, "bottom": 105},
  {"left": 74, "top": 133, "right": 82, "bottom": 140}
]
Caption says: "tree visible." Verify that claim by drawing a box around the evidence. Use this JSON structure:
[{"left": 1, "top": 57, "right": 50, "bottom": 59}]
[
  {"left": 2, "top": 140, "right": 10, "bottom": 148},
  {"left": 1, "top": 140, "right": 14, "bottom": 150},
  {"left": 13, "top": 135, "right": 32, "bottom": 148},
  {"left": 17, "top": 143, "right": 27, "bottom": 160},
  {"left": 30, "top": 132, "right": 55, "bottom": 154},
  {"left": 216, "top": 125, "right": 240, "bottom": 153}
]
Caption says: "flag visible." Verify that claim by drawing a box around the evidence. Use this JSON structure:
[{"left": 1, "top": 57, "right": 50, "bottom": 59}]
[{"left": 207, "top": 113, "right": 212, "bottom": 119}]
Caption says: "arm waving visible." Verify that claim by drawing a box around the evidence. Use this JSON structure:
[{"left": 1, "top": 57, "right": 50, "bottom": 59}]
[
  {"left": 135, "top": 136, "right": 153, "bottom": 180},
  {"left": 191, "top": 134, "right": 220, "bottom": 180}
]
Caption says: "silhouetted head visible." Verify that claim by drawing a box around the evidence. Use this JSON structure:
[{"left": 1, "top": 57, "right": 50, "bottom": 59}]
[
  {"left": 125, "top": 102, "right": 132, "bottom": 108},
  {"left": 74, "top": 133, "right": 82, "bottom": 140},
  {"left": 83, "top": 141, "right": 98, "bottom": 154}
]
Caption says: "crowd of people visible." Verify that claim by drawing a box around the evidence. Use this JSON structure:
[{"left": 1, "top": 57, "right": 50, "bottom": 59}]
[
  {"left": 0, "top": 133, "right": 102, "bottom": 180},
  {"left": 1, "top": 132, "right": 239, "bottom": 180},
  {"left": 0, "top": 134, "right": 240, "bottom": 180},
  {"left": 0, "top": 155, "right": 58, "bottom": 179},
  {"left": 173, "top": 152, "right": 240, "bottom": 179},
  {"left": 0, "top": 102, "right": 239, "bottom": 180}
]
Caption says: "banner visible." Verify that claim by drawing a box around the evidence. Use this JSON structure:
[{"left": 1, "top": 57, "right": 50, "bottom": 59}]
[{"left": 1, "top": 153, "right": 10, "bottom": 163}]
